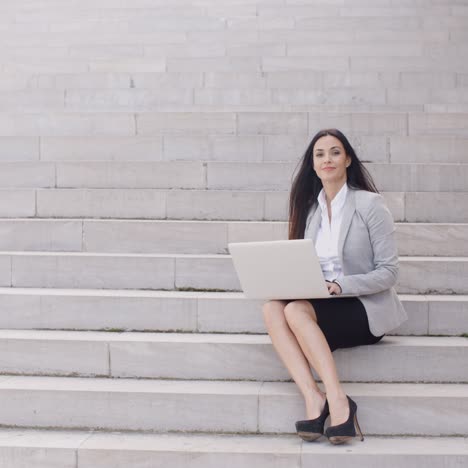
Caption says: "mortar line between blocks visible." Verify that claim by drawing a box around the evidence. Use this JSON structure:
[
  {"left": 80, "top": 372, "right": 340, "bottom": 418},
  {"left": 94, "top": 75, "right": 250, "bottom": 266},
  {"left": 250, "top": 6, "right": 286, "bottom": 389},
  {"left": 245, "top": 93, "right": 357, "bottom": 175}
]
[
  {"left": 107, "top": 343, "right": 111, "bottom": 377},
  {"left": 76, "top": 430, "right": 96, "bottom": 467},
  {"left": 257, "top": 381, "right": 264, "bottom": 433}
]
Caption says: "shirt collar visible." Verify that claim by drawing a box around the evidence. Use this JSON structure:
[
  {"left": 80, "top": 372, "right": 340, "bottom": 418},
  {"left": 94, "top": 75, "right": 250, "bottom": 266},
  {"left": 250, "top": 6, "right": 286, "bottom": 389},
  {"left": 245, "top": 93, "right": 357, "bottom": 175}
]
[{"left": 318, "top": 182, "right": 348, "bottom": 213}]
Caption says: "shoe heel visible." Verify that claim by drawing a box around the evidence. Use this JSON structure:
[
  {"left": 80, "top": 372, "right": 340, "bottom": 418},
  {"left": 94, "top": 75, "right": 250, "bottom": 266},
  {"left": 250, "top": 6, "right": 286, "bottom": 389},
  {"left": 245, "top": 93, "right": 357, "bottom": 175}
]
[{"left": 354, "top": 413, "right": 364, "bottom": 441}]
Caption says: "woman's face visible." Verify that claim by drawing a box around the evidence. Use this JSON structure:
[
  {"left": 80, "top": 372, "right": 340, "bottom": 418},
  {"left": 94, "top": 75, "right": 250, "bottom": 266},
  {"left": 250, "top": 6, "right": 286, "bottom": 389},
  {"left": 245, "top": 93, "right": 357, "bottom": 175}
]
[{"left": 312, "top": 135, "right": 351, "bottom": 184}]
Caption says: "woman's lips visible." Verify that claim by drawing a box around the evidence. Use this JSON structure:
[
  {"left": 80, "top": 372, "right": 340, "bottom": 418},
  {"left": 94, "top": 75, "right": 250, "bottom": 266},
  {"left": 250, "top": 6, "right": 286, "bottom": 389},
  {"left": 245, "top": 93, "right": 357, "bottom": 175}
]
[{"left": 323, "top": 167, "right": 335, "bottom": 171}]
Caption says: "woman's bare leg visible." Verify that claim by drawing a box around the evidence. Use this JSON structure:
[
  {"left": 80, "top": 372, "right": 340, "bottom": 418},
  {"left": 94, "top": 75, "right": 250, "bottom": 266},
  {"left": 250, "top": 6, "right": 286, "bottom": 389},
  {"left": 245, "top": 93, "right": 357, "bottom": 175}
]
[
  {"left": 282, "top": 299, "right": 351, "bottom": 426},
  {"left": 262, "top": 299, "right": 327, "bottom": 419}
]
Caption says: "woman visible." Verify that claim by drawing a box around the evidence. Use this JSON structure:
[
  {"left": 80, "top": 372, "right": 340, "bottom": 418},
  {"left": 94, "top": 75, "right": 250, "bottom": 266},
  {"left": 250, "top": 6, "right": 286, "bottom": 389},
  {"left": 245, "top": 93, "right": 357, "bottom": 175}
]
[{"left": 262, "top": 128, "right": 408, "bottom": 444}]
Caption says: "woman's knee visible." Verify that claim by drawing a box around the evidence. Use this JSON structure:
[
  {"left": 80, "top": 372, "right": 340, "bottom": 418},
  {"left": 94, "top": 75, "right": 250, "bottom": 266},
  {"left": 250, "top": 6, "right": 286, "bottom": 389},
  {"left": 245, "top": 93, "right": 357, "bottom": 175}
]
[
  {"left": 284, "top": 300, "right": 317, "bottom": 329},
  {"left": 262, "top": 300, "right": 288, "bottom": 327}
]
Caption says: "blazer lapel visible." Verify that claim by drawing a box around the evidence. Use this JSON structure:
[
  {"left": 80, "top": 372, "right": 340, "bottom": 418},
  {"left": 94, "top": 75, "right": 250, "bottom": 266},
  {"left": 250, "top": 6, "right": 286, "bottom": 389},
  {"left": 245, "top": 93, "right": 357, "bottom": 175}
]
[{"left": 337, "top": 188, "right": 356, "bottom": 258}]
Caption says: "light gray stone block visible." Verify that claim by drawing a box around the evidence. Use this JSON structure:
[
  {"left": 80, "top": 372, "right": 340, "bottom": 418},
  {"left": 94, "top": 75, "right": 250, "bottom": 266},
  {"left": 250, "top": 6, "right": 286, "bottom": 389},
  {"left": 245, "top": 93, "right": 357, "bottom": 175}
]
[
  {"left": 266, "top": 71, "right": 323, "bottom": 89},
  {"left": 308, "top": 112, "right": 407, "bottom": 136},
  {"left": 0, "top": 257, "right": 11, "bottom": 287},
  {"left": 107, "top": 334, "right": 468, "bottom": 382},
  {"left": 0, "top": 113, "right": 135, "bottom": 137},
  {"left": 263, "top": 135, "right": 310, "bottom": 162},
  {"left": 0, "top": 291, "right": 198, "bottom": 332},
  {"left": 194, "top": 89, "right": 272, "bottom": 106},
  {"left": 0, "top": 190, "right": 35, "bottom": 217},
  {"left": 198, "top": 294, "right": 265, "bottom": 333},
  {"left": 137, "top": 112, "right": 236, "bottom": 135},
  {"left": 259, "top": 382, "right": 468, "bottom": 435},
  {"left": 56, "top": 162, "right": 204, "bottom": 189},
  {"left": 89, "top": 59, "right": 165, "bottom": 73},
  {"left": 340, "top": 6, "right": 450, "bottom": 17},
  {"left": 238, "top": 112, "right": 308, "bottom": 135},
  {"left": 0, "top": 219, "right": 82, "bottom": 251},
  {"left": 0, "top": 430, "right": 82, "bottom": 468},
  {"left": 83, "top": 219, "right": 227, "bottom": 254},
  {"left": 144, "top": 43, "right": 225, "bottom": 57},
  {"left": 175, "top": 255, "right": 241, "bottom": 290},
  {"left": 396, "top": 223, "right": 468, "bottom": 256},
  {"left": 37, "top": 189, "right": 166, "bottom": 219},
  {"left": 206, "top": 162, "right": 294, "bottom": 190},
  {"left": 405, "top": 192, "right": 468, "bottom": 222},
  {"left": 11, "top": 253, "right": 175, "bottom": 290},
  {"left": 37, "top": 72, "right": 132, "bottom": 89},
  {"left": 0, "top": 162, "right": 54, "bottom": 188},
  {"left": 409, "top": 113, "right": 468, "bottom": 137},
  {"left": 323, "top": 71, "right": 399, "bottom": 88},
  {"left": 131, "top": 72, "right": 203, "bottom": 88},
  {"left": 389, "top": 136, "right": 468, "bottom": 163},
  {"left": 428, "top": 297, "right": 468, "bottom": 335},
  {"left": 0, "top": 90, "right": 64, "bottom": 111},
  {"left": 0, "top": 376, "right": 260, "bottom": 432},
  {"left": 0, "top": 137, "right": 39, "bottom": 161},
  {"left": 0, "top": 330, "right": 109, "bottom": 376},
  {"left": 397, "top": 257, "right": 468, "bottom": 294},
  {"left": 350, "top": 56, "right": 466, "bottom": 72},
  {"left": 227, "top": 44, "right": 285, "bottom": 57},
  {"left": 163, "top": 136, "right": 211, "bottom": 161},
  {"left": 79, "top": 432, "right": 299, "bottom": 468},
  {"left": 295, "top": 16, "right": 420, "bottom": 32},
  {"left": 65, "top": 89, "right": 194, "bottom": 110},
  {"left": 400, "top": 71, "right": 457, "bottom": 91},
  {"left": 272, "top": 88, "right": 386, "bottom": 106},
  {"left": 211, "top": 136, "right": 264, "bottom": 162},
  {"left": 167, "top": 57, "right": 261, "bottom": 72},
  {"left": 288, "top": 42, "right": 422, "bottom": 57},
  {"left": 205, "top": 72, "right": 267, "bottom": 89},
  {"left": 264, "top": 191, "right": 289, "bottom": 221},
  {"left": 68, "top": 45, "right": 143, "bottom": 60},
  {"left": 166, "top": 190, "right": 264, "bottom": 221},
  {"left": 41, "top": 136, "right": 163, "bottom": 161},
  {"left": 262, "top": 57, "right": 348, "bottom": 72},
  {"left": 367, "top": 163, "right": 468, "bottom": 192},
  {"left": 227, "top": 17, "right": 294, "bottom": 30}
]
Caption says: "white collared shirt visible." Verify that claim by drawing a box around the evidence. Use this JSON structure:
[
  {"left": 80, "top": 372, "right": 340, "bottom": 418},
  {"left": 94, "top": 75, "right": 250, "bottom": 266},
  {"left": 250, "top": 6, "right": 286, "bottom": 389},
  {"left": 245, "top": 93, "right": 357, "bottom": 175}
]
[{"left": 314, "top": 182, "right": 348, "bottom": 282}]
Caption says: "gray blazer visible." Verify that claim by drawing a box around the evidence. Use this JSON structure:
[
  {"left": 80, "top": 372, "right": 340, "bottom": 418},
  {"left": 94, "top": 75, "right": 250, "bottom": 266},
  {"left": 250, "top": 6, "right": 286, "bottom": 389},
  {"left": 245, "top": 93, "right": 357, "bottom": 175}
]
[{"left": 304, "top": 185, "right": 408, "bottom": 337}]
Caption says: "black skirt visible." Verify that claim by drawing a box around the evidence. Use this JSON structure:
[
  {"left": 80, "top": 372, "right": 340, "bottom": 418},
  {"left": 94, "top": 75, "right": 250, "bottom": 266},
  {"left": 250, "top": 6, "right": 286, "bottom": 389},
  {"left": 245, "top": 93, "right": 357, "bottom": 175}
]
[{"left": 306, "top": 296, "right": 385, "bottom": 352}]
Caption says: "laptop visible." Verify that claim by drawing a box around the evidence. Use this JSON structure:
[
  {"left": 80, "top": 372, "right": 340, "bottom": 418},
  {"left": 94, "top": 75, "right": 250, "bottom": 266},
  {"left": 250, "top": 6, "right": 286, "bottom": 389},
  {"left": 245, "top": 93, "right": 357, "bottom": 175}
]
[{"left": 228, "top": 238, "right": 356, "bottom": 300}]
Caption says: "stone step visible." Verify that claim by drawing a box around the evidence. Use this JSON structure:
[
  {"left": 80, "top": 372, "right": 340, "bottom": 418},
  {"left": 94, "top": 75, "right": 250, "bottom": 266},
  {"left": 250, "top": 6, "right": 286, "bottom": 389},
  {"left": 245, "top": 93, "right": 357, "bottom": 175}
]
[
  {"left": 0, "top": 189, "right": 466, "bottom": 222},
  {"left": 0, "top": 251, "right": 466, "bottom": 294},
  {"left": 0, "top": 330, "right": 465, "bottom": 382},
  {"left": 0, "top": 428, "right": 466, "bottom": 468},
  {"left": 3, "top": 135, "right": 468, "bottom": 164},
  {"left": 39, "top": 134, "right": 468, "bottom": 164},
  {"left": 0, "top": 161, "right": 466, "bottom": 192},
  {"left": 0, "top": 219, "right": 466, "bottom": 257},
  {"left": 0, "top": 71, "right": 460, "bottom": 91},
  {"left": 0, "top": 376, "right": 465, "bottom": 436},
  {"left": 0, "top": 288, "right": 465, "bottom": 336},
  {"left": 4, "top": 87, "right": 452, "bottom": 110},
  {"left": 1, "top": 112, "right": 468, "bottom": 138}
]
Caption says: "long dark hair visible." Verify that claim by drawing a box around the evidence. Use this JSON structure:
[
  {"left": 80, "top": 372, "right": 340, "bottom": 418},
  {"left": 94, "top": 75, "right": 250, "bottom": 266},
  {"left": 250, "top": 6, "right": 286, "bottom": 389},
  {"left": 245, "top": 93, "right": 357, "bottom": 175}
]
[{"left": 288, "top": 128, "right": 379, "bottom": 240}]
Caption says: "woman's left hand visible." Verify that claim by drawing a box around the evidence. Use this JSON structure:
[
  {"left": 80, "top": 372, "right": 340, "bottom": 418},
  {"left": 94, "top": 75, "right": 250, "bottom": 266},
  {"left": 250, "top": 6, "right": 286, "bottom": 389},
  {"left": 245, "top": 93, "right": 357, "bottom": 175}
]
[{"left": 326, "top": 281, "right": 342, "bottom": 295}]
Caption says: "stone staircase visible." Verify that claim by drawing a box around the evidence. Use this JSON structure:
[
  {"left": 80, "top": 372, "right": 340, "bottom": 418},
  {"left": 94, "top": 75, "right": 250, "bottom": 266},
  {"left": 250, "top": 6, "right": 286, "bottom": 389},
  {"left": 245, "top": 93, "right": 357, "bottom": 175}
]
[{"left": 0, "top": 0, "right": 467, "bottom": 466}]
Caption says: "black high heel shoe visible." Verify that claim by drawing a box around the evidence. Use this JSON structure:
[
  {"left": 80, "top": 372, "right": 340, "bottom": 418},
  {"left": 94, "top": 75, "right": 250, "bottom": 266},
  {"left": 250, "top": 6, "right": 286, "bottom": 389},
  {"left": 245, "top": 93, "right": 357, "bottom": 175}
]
[
  {"left": 325, "top": 395, "right": 364, "bottom": 444},
  {"left": 295, "top": 397, "right": 329, "bottom": 441}
]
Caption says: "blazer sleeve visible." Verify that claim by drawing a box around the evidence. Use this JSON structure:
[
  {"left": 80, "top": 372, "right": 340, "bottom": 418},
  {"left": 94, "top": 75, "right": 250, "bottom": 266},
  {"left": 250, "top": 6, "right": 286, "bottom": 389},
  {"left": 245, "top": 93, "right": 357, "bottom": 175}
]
[{"left": 333, "top": 194, "right": 399, "bottom": 296}]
